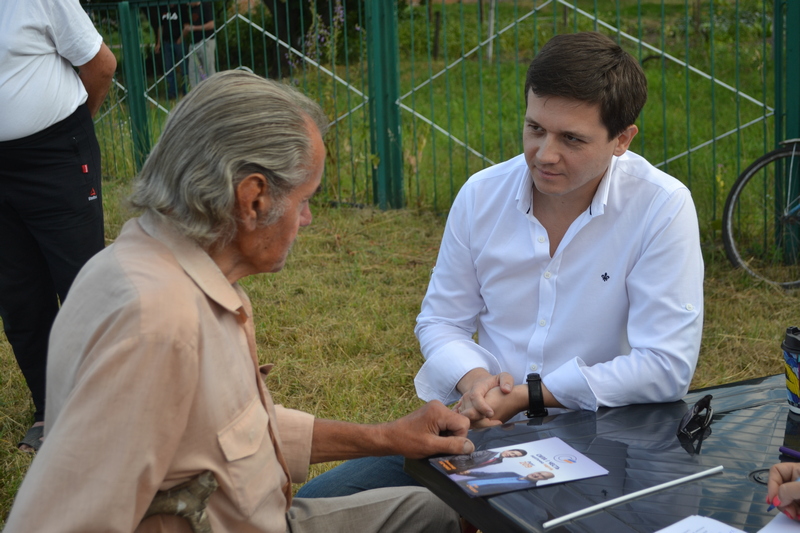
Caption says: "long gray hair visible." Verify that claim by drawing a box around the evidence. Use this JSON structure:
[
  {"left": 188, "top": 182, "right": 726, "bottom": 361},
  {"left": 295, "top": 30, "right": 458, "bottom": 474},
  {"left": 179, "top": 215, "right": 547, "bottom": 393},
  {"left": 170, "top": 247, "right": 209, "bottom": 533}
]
[{"left": 130, "top": 70, "right": 329, "bottom": 248}]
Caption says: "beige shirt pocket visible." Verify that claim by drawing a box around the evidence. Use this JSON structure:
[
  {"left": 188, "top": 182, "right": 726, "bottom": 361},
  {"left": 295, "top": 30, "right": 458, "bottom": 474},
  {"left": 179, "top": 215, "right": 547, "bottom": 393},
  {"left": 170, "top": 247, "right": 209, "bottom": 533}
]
[{"left": 217, "top": 395, "right": 285, "bottom": 518}]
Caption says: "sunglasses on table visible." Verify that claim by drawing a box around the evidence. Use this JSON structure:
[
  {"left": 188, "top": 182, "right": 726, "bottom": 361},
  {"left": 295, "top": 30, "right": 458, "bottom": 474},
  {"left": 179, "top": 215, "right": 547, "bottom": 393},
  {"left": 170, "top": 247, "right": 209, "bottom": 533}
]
[{"left": 676, "top": 394, "right": 713, "bottom": 439}]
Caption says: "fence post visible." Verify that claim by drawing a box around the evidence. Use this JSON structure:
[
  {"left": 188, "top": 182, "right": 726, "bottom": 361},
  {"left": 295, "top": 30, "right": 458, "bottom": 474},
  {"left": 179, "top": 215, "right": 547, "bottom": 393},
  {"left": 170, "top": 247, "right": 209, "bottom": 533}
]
[
  {"left": 365, "top": 1, "right": 403, "bottom": 209},
  {"left": 785, "top": 1, "right": 800, "bottom": 140},
  {"left": 118, "top": 1, "right": 151, "bottom": 171},
  {"left": 775, "top": 0, "right": 800, "bottom": 263}
]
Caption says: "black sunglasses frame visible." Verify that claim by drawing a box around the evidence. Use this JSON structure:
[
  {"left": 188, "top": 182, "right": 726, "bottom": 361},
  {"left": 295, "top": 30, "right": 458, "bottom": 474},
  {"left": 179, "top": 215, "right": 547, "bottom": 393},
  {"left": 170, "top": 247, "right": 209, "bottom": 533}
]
[{"left": 677, "top": 394, "right": 713, "bottom": 439}]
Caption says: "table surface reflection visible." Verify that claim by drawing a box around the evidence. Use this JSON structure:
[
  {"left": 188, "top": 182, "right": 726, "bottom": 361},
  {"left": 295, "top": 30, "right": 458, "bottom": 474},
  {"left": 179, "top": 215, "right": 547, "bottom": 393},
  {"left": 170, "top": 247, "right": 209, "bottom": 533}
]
[{"left": 405, "top": 374, "right": 795, "bottom": 532}]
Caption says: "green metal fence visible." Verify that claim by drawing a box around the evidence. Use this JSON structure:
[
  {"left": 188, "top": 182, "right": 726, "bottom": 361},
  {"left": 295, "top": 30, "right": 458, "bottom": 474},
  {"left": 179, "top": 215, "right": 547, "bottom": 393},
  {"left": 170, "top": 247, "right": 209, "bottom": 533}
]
[{"left": 86, "top": 0, "right": 796, "bottom": 240}]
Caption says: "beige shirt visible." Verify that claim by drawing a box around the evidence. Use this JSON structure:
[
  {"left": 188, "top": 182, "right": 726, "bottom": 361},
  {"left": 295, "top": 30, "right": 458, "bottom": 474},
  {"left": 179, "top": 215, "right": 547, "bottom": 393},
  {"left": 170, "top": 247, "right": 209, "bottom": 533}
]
[{"left": 5, "top": 213, "right": 314, "bottom": 533}]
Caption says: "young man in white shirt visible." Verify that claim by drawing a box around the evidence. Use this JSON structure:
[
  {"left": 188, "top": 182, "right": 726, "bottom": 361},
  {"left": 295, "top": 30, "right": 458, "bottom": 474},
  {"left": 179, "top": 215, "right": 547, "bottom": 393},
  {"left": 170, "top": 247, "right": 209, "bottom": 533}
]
[{"left": 297, "top": 31, "right": 703, "bottom": 498}]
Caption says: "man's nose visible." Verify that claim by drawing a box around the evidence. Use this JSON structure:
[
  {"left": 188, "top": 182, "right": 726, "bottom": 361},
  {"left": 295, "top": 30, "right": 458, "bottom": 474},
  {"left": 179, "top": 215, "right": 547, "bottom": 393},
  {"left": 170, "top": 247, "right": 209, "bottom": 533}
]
[
  {"left": 536, "top": 136, "right": 559, "bottom": 164},
  {"left": 300, "top": 204, "right": 313, "bottom": 227}
]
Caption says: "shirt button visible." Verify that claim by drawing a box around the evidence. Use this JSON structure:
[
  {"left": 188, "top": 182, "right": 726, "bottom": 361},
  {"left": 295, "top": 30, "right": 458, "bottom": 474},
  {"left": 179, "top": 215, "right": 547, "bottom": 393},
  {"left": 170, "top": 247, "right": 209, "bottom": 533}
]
[
  {"left": 538, "top": 236, "right": 546, "bottom": 243},
  {"left": 544, "top": 271, "right": 552, "bottom": 279},
  {"left": 686, "top": 303, "right": 695, "bottom": 311},
  {"left": 539, "top": 319, "right": 546, "bottom": 327},
  {"left": 530, "top": 363, "right": 538, "bottom": 371}
]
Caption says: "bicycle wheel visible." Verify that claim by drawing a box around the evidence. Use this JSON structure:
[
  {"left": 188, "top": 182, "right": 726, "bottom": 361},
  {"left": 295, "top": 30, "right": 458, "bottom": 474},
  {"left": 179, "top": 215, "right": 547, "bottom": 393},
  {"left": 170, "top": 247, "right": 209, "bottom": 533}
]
[{"left": 722, "top": 142, "right": 800, "bottom": 288}]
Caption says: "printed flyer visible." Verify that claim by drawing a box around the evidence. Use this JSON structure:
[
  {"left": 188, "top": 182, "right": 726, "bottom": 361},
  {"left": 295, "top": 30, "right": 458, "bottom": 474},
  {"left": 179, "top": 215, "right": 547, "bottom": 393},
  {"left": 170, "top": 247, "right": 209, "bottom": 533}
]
[{"left": 430, "top": 436, "right": 608, "bottom": 497}]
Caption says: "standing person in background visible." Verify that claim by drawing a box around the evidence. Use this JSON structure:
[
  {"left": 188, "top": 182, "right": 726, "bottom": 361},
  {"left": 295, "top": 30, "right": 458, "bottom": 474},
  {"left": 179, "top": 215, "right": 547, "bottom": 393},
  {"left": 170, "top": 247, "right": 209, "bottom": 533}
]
[
  {"left": 155, "top": 3, "right": 188, "bottom": 100},
  {"left": 184, "top": 1, "right": 216, "bottom": 88},
  {"left": 0, "top": 0, "right": 116, "bottom": 452}
]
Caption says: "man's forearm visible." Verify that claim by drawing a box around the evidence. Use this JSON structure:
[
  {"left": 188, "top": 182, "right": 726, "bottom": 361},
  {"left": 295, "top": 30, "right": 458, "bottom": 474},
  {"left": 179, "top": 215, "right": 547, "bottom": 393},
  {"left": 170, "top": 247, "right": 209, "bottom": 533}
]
[
  {"left": 309, "top": 401, "right": 473, "bottom": 463},
  {"left": 309, "top": 419, "right": 390, "bottom": 464},
  {"left": 78, "top": 43, "right": 117, "bottom": 117}
]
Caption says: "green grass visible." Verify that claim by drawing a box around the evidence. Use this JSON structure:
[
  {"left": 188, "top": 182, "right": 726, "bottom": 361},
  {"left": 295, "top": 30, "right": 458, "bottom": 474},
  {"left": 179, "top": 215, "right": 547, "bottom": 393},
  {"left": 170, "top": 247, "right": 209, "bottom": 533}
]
[{"left": 1, "top": 170, "right": 799, "bottom": 524}]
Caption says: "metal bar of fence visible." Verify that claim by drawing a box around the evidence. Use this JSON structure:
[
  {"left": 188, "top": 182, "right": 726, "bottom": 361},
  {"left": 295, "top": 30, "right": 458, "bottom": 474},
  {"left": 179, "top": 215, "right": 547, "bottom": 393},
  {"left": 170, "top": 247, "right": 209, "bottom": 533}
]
[
  {"left": 559, "top": 0, "right": 773, "bottom": 113},
  {"left": 655, "top": 113, "right": 775, "bottom": 168},
  {"left": 397, "top": 102, "right": 495, "bottom": 167},
  {"left": 710, "top": 0, "right": 718, "bottom": 219},
  {"left": 89, "top": 0, "right": 780, "bottom": 230},
  {"left": 366, "top": 0, "right": 403, "bottom": 209},
  {"left": 683, "top": 0, "right": 692, "bottom": 188},
  {"left": 118, "top": 1, "right": 150, "bottom": 170},
  {"left": 231, "top": 13, "right": 366, "bottom": 100},
  {"left": 660, "top": 1, "right": 668, "bottom": 173},
  {"left": 426, "top": 2, "right": 439, "bottom": 210},
  {"left": 398, "top": 0, "right": 552, "bottom": 104}
]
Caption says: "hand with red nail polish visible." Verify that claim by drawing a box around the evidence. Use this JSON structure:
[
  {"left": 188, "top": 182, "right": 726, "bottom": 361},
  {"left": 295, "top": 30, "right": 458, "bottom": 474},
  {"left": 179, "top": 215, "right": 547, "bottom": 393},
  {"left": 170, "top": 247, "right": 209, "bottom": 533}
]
[{"left": 767, "top": 463, "right": 800, "bottom": 518}]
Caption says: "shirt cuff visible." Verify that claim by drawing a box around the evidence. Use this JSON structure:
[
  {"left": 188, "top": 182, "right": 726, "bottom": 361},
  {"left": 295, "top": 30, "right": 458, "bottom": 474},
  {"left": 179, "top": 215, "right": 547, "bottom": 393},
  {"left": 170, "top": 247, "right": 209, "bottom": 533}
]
[
  {"left": 273, "top": 406, "right": 315, "bottom": 483},
  {"left": 542, "top": 357, "right": 598, "bottom": 411},
  {"left": 415, "top": 339, "right": 502, "bottom": 404}
]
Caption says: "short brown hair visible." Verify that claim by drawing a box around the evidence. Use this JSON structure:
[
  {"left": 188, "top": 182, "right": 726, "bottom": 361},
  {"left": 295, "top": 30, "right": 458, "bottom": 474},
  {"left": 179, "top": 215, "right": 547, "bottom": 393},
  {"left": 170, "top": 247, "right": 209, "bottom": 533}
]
[{"left": 524, "top": 32, "right": 647, "bottom": 139}]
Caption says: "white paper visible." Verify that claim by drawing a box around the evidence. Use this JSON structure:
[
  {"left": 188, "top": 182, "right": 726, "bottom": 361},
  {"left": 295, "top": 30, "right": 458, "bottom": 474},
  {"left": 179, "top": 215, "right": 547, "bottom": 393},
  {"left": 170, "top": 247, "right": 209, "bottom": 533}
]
[
  {"left": 759, "top": 513, "right": 800, "bottom": 532},
  {"left": 655, "top": 515, "right": 745, "bottom": 533}
]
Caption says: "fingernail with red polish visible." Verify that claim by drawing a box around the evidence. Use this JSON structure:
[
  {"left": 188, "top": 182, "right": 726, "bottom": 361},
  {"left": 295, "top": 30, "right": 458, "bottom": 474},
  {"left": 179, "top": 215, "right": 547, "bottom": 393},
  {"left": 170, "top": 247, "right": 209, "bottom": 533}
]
[{"left": 774, "top": 496, "right": 782, "bottom": 508}]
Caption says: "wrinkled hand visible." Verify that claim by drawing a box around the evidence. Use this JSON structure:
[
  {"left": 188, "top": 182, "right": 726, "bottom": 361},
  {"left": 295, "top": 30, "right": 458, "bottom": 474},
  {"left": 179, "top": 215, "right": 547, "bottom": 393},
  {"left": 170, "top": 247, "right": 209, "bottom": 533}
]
[
  {"left": 767, "top": 462, "right": 800, "bottom": 519},
  {"left": 453, "top": 370, "right": 515, "bottom": 425},
  {"left": 382, "top": 400, "right": 474, "bottom": 459}
]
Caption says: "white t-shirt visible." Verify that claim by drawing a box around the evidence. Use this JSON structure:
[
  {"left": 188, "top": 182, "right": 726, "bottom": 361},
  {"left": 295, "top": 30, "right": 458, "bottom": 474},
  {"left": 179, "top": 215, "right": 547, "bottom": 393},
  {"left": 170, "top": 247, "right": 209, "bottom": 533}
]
[
  {"left": 414, "top": 151, "right": 704, "bottom": 411},
  {"left": 0, "top": 0, "right": 103, "bottom": 141}
]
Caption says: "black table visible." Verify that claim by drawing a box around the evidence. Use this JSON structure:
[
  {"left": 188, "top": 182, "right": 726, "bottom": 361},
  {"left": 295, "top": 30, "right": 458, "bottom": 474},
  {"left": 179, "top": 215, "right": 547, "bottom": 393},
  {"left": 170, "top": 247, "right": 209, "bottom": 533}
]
[{"left": 405, "top": 375, "right": 797, "bottom": 532}]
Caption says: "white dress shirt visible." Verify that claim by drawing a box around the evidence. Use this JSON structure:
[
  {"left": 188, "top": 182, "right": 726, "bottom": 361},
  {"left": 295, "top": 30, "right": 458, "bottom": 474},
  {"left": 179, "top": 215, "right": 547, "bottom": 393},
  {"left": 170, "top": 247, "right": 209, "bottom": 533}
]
[{"left": 414, "top": 151, "right": 703, "bottom": 411}]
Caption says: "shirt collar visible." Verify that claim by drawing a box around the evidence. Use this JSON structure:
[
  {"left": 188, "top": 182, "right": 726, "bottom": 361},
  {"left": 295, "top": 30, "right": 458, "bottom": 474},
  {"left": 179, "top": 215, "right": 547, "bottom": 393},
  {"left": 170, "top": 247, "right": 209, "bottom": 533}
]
[
  {"left": 516, "top": 154, "right": 618, "bottom": 218},
  {"left": 138, "top": 211, "right": 248, "bottom": 317}
]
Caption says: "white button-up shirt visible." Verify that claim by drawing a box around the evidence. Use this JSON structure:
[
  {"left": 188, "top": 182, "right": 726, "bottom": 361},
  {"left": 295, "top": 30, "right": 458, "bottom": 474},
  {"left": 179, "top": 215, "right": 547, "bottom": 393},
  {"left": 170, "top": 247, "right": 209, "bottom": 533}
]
[{"left": 414, "top": 151, "right": 703, "bottom": 411}]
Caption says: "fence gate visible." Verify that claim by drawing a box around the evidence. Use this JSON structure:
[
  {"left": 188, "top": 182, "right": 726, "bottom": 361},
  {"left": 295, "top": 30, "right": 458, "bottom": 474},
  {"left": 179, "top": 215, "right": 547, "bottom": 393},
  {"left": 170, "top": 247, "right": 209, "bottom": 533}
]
[{"left": 87, "top": 0, "right": 794, "bottom": 239}]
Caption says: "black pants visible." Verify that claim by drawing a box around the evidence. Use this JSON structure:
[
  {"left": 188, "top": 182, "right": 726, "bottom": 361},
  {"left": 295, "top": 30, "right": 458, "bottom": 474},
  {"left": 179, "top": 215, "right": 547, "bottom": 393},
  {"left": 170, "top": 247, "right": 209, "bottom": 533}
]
[{"left": 0, "top": 104, "right": 105, "bottom": 422}]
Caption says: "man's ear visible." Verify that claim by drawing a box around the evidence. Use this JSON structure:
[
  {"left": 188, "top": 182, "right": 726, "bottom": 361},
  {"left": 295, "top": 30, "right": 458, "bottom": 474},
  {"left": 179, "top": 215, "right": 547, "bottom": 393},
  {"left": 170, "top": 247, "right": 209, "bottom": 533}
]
[
  {"left": 235, "top": 173, "right": 271, "bottom": 231},
  {"left": 612, "top": 124, "right": 639, "bottom": 156}
]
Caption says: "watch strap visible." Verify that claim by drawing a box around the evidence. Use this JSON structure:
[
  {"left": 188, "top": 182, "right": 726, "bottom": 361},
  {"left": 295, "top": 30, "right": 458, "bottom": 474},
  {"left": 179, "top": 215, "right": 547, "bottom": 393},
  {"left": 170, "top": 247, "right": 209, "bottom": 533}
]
[{"left": 526, "top": 373, "right": 548, "bottom": 418}]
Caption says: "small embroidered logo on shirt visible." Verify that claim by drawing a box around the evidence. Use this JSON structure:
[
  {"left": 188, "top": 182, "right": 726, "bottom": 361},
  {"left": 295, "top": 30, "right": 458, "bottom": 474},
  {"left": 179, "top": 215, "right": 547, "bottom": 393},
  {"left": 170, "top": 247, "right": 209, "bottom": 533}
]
[
  {"left": 601, "top": 273, "right": 609, "bottom": 282},
  {"left": 88, "top": 188, "right": 98, "bottom": 201}
]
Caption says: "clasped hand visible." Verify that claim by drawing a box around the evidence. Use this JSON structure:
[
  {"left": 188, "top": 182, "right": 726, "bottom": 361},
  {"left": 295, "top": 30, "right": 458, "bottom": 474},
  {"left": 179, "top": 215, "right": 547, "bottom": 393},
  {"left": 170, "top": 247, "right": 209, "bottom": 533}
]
[{"left": 453, "top": 370, "right": 524, "bottom": 428}]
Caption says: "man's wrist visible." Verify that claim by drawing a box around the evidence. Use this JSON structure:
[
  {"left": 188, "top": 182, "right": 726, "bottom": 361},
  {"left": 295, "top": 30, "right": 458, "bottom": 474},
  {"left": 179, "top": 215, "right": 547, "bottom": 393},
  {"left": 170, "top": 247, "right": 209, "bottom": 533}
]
[
  {"left": 512, "top": 385, "right": 530, "bottom": 413},
  {"left": 525, "top": 373, "right": 548, "bottom": 417}
]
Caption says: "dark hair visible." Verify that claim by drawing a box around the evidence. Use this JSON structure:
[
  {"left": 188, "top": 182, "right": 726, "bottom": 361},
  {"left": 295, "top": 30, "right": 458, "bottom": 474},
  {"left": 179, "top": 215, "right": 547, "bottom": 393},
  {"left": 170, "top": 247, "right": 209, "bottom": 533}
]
[{"left": 524, "top": 32, "right": 647, "bottom": 139}]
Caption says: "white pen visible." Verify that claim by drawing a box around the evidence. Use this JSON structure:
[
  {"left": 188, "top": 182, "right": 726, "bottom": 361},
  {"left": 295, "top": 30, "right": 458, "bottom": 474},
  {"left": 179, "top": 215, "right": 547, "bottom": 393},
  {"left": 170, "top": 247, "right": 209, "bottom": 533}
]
[{"left": 543, "top": 465, "right": 725, "bottom": 529}]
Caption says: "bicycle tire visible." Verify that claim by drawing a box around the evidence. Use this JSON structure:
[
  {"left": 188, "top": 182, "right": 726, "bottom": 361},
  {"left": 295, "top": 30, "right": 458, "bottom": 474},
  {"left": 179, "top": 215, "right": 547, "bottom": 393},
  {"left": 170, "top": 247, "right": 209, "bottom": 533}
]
[{"left": 722, "top": 143, "right": 800, "bottom": 288}]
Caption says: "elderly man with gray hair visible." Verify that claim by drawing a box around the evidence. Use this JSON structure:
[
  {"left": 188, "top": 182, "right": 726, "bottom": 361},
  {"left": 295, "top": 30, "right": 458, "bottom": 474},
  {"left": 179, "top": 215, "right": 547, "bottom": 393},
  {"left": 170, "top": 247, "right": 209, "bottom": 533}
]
[{"left": 4, "top": 70, "right": 473, "bottom": 533}]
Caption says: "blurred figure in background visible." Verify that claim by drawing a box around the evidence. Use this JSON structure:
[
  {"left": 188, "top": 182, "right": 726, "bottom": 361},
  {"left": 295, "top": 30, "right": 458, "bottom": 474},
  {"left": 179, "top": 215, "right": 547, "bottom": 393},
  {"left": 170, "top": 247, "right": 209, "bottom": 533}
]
[
  {"left": 184, "top": 1, "right": 216, "bottom": 87},
  {"left": 155, "top": 3, "right": 188, "bottom": 100}
]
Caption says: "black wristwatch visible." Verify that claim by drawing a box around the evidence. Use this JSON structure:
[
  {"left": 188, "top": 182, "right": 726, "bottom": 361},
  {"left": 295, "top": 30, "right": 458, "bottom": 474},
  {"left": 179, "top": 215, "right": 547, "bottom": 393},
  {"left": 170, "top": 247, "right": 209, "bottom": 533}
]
[{"left": 526, "top": 373, "right": 548, "bottom": 418}]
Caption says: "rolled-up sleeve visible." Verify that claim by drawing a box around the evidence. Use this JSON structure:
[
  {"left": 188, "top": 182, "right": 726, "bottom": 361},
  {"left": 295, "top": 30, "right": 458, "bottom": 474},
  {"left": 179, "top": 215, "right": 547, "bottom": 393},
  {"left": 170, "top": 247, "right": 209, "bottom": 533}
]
[{"left": 274, "top": 406, "right": 315, "bottom": 482}]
